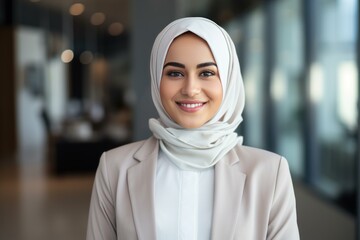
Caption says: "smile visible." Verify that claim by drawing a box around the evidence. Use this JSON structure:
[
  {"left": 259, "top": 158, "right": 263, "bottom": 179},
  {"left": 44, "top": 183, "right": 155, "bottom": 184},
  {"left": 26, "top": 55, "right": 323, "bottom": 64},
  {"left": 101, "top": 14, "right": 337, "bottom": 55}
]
[
  {"left": 176, "top": 101, "right": 206, "bottom": 112},
  {"left": 179, "top": 103, "right": 204, "bottom": 108}
]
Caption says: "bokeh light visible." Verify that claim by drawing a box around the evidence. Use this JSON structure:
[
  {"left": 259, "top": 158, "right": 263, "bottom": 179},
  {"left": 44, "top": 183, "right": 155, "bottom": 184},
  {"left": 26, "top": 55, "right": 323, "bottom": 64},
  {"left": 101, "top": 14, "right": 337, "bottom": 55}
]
[
  {"left": 69, "top": 3, "right": 85, "bottom": 16},
  {"left": 80, "top": 51, "right": 94, "bottom": 64},
  {"left": 61, "top": 49, "right": 74, "bottom": 63},
  {"left": 90, "top": 12, "right": 106, "bottom": 26},
  {"left": 108, "top": 22, "right": 124, "bottom": 36}
]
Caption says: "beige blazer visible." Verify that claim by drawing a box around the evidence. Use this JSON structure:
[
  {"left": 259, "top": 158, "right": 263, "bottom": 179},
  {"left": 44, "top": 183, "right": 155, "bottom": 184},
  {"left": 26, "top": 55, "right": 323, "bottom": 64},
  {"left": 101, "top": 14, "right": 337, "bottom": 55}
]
[{"left": 87, "top": 137, "right": 299, "bottom": 240}]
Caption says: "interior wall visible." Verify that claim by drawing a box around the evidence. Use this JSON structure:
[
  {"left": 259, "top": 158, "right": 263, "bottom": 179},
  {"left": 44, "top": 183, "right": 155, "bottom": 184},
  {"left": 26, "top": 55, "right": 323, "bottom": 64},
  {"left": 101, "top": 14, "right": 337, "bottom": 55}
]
[
  {"left": 130, "top": 0, "right": 181, "bottom": 140},
  {"left": 0, "top": 26, "right": 16, "bottom": 160}
]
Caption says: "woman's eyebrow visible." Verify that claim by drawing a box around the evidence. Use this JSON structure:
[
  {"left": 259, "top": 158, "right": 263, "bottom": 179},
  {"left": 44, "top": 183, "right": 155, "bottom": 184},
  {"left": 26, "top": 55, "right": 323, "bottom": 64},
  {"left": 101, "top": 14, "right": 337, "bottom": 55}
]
[
  {"left": 163, "top": 62, "right": 185, "bottom": 69},
  {"left": 163, "top": 62, "right": 217, "bottom": 69},
  {"left": 197, "top": 62, "right": 217, "bottom": 68}
]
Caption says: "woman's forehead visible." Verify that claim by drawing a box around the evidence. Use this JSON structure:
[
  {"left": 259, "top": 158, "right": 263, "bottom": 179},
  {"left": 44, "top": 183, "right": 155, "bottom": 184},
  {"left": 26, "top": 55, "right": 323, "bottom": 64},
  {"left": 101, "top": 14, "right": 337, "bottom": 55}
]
[
  {"left": 167, "top": 34, "right": 212, "bottom": 56},
  {"left": 164, "top": 33, "right": 215, "bottom": 62}
]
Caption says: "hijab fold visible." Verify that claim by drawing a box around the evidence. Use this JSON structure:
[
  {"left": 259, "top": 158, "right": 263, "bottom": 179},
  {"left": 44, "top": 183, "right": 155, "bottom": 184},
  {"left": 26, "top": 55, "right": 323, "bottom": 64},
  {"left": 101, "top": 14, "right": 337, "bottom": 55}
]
[{"left": 149, "top": 17, "right": 245, "bottom": 171}]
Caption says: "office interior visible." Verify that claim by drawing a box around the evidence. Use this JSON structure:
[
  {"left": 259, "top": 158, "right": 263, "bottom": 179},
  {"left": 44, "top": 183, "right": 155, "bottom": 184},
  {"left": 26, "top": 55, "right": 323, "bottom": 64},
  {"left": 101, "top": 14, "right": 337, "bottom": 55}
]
[{"left": 0, "top": 0, "right": 358, "bottom": 239}]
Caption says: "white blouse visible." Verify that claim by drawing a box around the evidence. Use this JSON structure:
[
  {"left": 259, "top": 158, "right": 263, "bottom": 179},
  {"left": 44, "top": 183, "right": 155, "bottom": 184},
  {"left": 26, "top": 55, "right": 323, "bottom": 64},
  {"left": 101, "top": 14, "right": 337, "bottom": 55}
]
[{"left": 155, "top": 151, "right": 215, "bottom": 240}]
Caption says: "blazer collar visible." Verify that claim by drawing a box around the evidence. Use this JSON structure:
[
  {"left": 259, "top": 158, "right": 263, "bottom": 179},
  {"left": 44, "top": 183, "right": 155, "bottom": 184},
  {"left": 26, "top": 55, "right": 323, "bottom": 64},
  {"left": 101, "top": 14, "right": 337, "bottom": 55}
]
[
  {"left": 127, "top": 137, "right": 246, "bottom": 240},
  {"left": 211, "top": 148, "right": 247, "bottom": 240},
  {"left": 127, "top": 137, "right": 159, "bottom": 240}
]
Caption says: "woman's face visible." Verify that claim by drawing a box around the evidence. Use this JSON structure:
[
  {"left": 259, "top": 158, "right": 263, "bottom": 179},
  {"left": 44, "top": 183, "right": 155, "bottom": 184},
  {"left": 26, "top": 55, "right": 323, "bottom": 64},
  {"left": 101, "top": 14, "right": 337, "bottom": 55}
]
[{"left": 160, "top": 33, "right": 223, "bottom": 129}]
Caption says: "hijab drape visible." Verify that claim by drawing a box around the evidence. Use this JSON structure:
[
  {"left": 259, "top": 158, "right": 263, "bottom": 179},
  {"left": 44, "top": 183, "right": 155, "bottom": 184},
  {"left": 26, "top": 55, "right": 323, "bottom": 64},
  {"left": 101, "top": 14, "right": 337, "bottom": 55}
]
[{"left": 149, "top": 17, "right": 245, "bottom": 171}]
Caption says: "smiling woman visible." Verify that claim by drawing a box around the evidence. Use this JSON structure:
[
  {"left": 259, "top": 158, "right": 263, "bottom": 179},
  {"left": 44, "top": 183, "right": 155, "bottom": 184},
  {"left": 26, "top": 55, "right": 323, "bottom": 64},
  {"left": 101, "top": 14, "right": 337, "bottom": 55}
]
[
  {"left": 87, "top": 17, "right": 300, "bottom": 240},
  {"left": 160, "top": 33, "right": 223, "bottom": 129}
]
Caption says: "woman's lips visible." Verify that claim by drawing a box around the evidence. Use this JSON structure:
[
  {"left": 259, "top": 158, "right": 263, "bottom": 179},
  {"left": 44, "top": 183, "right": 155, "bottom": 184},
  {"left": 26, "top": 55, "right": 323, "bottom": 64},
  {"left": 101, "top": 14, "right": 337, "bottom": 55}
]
[{"left": 176, "top": 101, "right": 206, "bottom": 112}]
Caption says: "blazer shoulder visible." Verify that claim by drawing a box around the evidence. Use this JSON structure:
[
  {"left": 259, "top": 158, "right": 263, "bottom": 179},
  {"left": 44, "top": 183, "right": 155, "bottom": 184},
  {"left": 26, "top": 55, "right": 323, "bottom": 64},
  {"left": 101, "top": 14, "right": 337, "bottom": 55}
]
[
  {"left": 232, "top": 144, "right": 285, "bottom": 174},
  {"left": 235, "top": 144, "right": 282, "bottom": 161},
  {"left": 102, "top": 136, "right": 158, "bottom": 168},
  {"left": 106, "top": 139, "right": 146, "bottom": 157}
]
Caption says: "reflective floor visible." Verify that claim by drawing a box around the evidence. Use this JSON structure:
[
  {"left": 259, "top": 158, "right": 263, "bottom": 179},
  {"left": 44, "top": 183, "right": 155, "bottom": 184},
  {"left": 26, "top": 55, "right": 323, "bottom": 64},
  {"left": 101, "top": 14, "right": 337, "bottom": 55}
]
[{"left": 0, "top": 150, "right": 94, "bottom": 240}]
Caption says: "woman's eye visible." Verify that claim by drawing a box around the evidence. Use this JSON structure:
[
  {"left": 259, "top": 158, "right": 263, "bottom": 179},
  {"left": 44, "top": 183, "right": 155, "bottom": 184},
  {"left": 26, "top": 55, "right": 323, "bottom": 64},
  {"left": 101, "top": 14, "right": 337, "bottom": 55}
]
[
  {"left": 166, "top": 71, "right": 183, "bottom": 77},
  {"left": 200, "top": 71, "right": 215, "bottom": 77}
]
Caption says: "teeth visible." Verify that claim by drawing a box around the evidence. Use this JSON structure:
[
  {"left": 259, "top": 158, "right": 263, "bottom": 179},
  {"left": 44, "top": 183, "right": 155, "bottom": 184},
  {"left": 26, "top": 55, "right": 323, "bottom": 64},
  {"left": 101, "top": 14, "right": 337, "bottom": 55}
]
[{"left": 180, "top": 103, "right": 203, "bottom": 108}]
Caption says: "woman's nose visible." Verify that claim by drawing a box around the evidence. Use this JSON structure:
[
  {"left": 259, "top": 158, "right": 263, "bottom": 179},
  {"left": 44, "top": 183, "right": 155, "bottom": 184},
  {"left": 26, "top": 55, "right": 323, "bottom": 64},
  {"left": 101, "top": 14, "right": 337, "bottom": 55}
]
[{"left": 181, "top": 76, "right": 201, "bottom": 97}]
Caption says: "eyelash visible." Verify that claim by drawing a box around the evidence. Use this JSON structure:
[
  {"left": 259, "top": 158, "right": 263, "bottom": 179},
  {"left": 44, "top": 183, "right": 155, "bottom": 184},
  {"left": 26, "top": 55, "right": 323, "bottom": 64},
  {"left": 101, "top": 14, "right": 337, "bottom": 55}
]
[
  {"left": 165, "top": 70, "right": 215, "bottom": 78},
  {"left": 166, "top": 71, "right": 184, "bottom": 77},
  {"left": 200, "top": 71, "right": 215, "bottom": 77}
]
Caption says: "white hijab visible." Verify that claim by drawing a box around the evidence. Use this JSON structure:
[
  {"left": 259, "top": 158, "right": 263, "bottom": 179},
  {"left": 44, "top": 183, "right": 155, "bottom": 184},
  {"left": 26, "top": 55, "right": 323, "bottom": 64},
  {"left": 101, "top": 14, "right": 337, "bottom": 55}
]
[{"left": 149, "top": 17, "right": 245, "bottom": 171}]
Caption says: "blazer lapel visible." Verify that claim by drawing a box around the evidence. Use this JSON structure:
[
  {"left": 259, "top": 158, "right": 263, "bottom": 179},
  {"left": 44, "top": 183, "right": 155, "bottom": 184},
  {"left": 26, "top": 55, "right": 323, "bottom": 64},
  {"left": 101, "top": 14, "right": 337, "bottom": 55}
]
[
  {"left": 211, "top": 149, "right": 246, "bottom": 240},
  {"left": 127, "top": 137, "right": 158, "bottom": 240}
]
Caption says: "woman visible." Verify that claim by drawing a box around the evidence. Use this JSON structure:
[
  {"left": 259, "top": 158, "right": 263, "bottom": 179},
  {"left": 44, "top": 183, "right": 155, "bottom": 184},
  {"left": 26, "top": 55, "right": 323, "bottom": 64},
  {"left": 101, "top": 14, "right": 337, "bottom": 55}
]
[{"left": 87, "top": 17, "right": 300, "bottom": 240}]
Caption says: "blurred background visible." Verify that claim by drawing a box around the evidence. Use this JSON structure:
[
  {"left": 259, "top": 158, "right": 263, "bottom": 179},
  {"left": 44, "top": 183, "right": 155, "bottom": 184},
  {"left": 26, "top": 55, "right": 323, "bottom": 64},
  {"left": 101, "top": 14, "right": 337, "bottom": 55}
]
[{"left": 0, "top": 0, "right": 358, "bottom": 239}]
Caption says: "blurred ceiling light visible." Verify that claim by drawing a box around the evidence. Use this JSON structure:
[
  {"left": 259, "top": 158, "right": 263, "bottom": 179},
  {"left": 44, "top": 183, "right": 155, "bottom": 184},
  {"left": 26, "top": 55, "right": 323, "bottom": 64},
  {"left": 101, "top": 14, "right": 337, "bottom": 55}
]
[
  {"left": 108, "top": 22, "right": 124, "bottom": 36},
  {"left": 61, "top": 49, "right": 74, "bottom": 63},
  {"left": 80, "top": 51, "right": 94, "bottom": 64},
  {"left": 91, "top": 12, "right": 106, "bottom": 26},
  {"left": 69, "top": 3, "right": 85, "bottom": 16}
]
